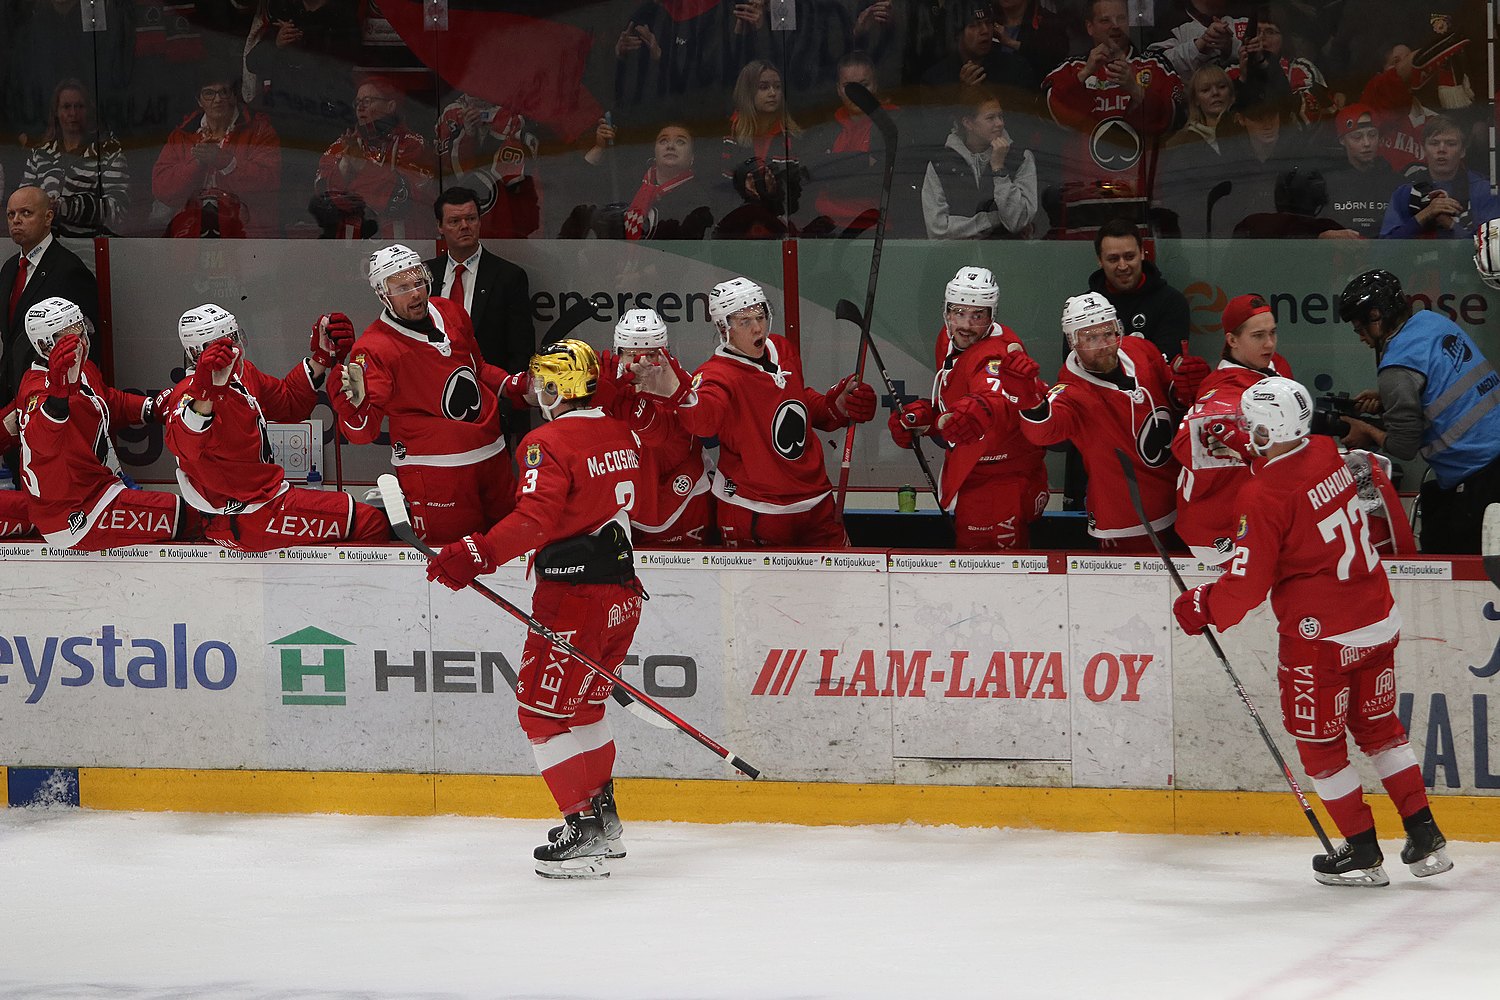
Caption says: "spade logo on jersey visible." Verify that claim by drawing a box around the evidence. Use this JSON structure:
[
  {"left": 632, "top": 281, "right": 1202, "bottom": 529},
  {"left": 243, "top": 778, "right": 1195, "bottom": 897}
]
[
  {"left": 1135, "top": 406, "right": 1175, "bottom": 468},
  {"left": 771, "top": 399, "right": 810, "bottom": 461},
  {"left": 441, "top": 367, "right": 483, "bottom": 422}
]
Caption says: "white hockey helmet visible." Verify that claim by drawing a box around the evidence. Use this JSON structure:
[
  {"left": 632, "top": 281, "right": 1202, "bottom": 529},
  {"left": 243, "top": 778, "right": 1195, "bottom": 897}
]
[
  {"left": 708, "top": 277, "right": 771, "bottom": 341},
  {"left": 1239, "top": 376, "right": 1313, "bottom": 453},
  {"left": 944, "top": 266, "right": 999, "bottom": 315},
  {"left": 24, "top": 296, "right": 87, "bottom": 356},
  {"left": 615, "top": 308, "right": 670, "bottom": 351},
  {"left": 1061, "top": 292, "right": 1122, "bottom": 349},
  {"left": 1475, "top": 219, "right": 1500, "bottom": 290},
  {"left": 368, "top": 244, "right": 431, "bottom": 307},
  {"left": 178, "top": 303, "right": 244, "bottom": 364}
]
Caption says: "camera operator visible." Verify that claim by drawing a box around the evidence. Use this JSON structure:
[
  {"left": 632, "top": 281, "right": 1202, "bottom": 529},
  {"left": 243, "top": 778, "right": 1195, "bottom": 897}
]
[{"left": 1337, "top": 268, "right": 1500, "bottom": 554}]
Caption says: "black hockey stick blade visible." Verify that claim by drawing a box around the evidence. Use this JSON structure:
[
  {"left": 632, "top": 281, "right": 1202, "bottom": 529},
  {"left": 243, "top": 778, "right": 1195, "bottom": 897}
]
[
  {"left": 835, "top": 298, "right": 863, "bottom": 328},
  {"left": 542, "top": 297, "right": 602, "bottom": 345},
  {"left": 1484, "top": 504, "right": 1500, "bottom": 590}
]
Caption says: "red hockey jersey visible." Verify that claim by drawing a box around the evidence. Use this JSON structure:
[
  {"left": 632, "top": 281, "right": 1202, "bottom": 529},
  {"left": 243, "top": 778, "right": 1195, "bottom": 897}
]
[
  {"left": 16, "top": 361, "right": 150, "bottom": 541},
  {"left": 931, "top": 323, "right": 1047, "bottom": 511},
  {"left": 165, "top": 359, "right": 318, "bottom": 514},
  {"left": 678, "top": 335, "right": 846, "bottom": 511},
  {"left": 335, "top": 297, "right": 509, "bottom": 469},
  {"left": 1020, "top": 336, "right": 1180, "bottom": 539},
  {"left": 480, "top": 407, "right": 642, "bottom": 563},
  {"left": 1204, "top": 436, "right": 1399, "bottom": 645}
]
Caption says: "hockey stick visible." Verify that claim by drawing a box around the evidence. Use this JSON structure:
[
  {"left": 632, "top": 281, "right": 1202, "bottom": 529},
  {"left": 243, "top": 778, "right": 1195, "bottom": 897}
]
[
  {"left": 1484, "top": 503, "right": 1500, "bottom": 590},
  {"left": 1112, "top": 449, "right": 1335, "bottom": 854},
  {"left": 543, "top": 297, "right": 603, "bottom": 344},
  {"left": 833, "top": 81, "right": 897, "bottom": 515},
  {"left": 836, "top": 298, "right": 952, "bottom": 531},
  {"left": 377, "top": 475, "right": 760, "bottom": 779}
]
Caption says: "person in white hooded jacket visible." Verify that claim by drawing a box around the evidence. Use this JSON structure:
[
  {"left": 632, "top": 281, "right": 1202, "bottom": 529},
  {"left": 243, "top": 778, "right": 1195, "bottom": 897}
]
[{"left": 920, "top": 88, "right": 1037, "bottom": 240}]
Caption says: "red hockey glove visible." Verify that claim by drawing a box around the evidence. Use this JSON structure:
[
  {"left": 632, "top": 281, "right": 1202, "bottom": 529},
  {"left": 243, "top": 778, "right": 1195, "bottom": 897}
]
[
  {"left": 938, "top": 394, "right": 993, "bottom": 445},
  {"left": 189, "top": 340, "right": 237, "bottom": 404},
  {"left": 888, "top": 399, "right": 934, "bottom": 448},
  {"left": 1204, "top": 414, "right": 1255, "bottom": 461},
  {"left": 426, "top": 534, "right": 497, "bottom": 591},
  {"left": 45, "top": 333, "right": 84, "bottom": 397},
  {"left": 1169, "top": 350, "right": 1211, "bottom": 406},
  {"left": 636, "top": 351, "right": 694, "bottom": 407},
  {"left": 1173, "top": 584, "right": 1214, "bottom": 636},
  {"left": 142, "top": 387, "right": 173, "bottom": 424},
  {"left": 998, "top": 351, "right": 1048, "bottom": 410},
  {"left": 310, "top": 312, "right": 356, "bottom": 368},
  {"left": 828, "top": 374, "right": 877, "bottom": 423}
]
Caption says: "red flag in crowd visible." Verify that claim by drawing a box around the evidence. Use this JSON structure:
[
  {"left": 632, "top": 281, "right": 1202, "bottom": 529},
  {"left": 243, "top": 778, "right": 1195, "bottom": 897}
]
[{"left": 381, "top": 1, "right": 601, "bottom": 142}]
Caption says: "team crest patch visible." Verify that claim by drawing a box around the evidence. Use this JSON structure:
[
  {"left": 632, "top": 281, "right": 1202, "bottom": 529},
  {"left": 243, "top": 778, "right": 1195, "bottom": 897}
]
[
  {"left": 1135, "top": 69, "right": 1152, "bottom": 87},
  {"left": 1431, "top": 14, "right": 1452, "bottom": 33},
  {"left": 986, "top": 359, "right": 1002, "bottom": 375},
  {"left": 691, "top": 373, "right": 703, "bottom": 390},
  {"left": 1298, "top": 616, "right": 1321, "bottom": 639},
  {"left": 1235, "top": 514, "right": 1248, "bottom": 539},
  {"left": 353, "top": 352, "right": 368, "bottom": 367},
  {"left": 1201, "top": 389, "right": 1217, "bottom": 400},
  {"left": 1047, "top": 383, "right": 1066, "bottom": 399},
  {"left": 524, "top": 443, "right": 544, "bottom": 468},
  {"left": 672, "top": 473, "right": 692, "bottom": 496},
  {"left": 26, "top": 395, "right": 38, "bottom": 412},
  {"left": 68, "top": 511, "right": 86, "bottom": 533}
]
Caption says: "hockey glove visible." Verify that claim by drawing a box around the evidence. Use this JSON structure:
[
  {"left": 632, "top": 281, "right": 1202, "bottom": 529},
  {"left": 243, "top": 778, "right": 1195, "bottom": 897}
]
[
  {"left": 310, "top": 313, "right": 356, "bottom": 368},
  {"left": 827, "top": 374, "right": 877, "bottom": 424},
  {"left": 1204, "top": 414, "right": 1255, "bottom": 461},
  {"left": 45, "top": 333, "right": 84, "bottom": 397},
  {"left": 1409, "top": 32, "right": 1468, "bottom": 90},
  {"left": 888, "top": 399, "right": 934, "bottom": 448},
  {"left": 426, "top": 533, "right": 497, "bottom": 591},
  {"left": 1169, "top": 350, "right": 1211, "bottom": 407},
  {"left": 1173, "top": 584, "right": 1214, "bottom": 636},
  {"left": 998, "top": 352, "right": 1048, "bottom": 410},
  {"left": 938, "top": 394, "right": 993, "bottom": 445},
  {"left": 190, "top": 340, "right": 239, "bottom": 404},
  {"left": 331, "top": 360, "right": 368, "bottom": 411},
  {"left": 636, "top": 351, "right": 694, "bottom": 408}
]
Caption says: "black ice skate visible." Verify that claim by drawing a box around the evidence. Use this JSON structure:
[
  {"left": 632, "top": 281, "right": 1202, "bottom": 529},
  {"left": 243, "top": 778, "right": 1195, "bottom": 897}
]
[
  {"left": 1400, "top": 810, "right": 1454, "bottom": 878},
  {"left": 548, "top": 781, "right": 625, "bottom": 859},
  {"left": 534, "top": 809, "right": 610, "bottom": 879},
  {"left": 1312, "top": 828, "right": 1388, "bottom": 887}
]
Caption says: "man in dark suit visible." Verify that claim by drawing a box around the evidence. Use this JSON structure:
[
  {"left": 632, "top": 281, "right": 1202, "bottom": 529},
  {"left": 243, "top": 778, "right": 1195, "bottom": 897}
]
[
  {"left": 425, "top": 186, "right": 536, "bottom": 441},
  {"left": 3, "top": 186, "right": 101, "bottom": 407}
]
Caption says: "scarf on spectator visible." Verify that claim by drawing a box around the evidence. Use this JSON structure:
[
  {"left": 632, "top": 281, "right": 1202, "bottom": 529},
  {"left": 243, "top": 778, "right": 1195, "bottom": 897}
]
[
  {"left": 660, "top": 0, "right": 719, "bottom": 20},
  {"left": 625, "top": 164, "right": 695, "bottom": 240},
  {"left": 1409, "top": 168, "right": 1472, "bottom": 233}
]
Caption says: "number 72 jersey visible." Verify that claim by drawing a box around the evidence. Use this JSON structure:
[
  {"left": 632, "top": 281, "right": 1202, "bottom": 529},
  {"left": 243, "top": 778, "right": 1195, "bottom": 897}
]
[{"left": 1208, "top": 435, "right": 1397, "bottom": 645}]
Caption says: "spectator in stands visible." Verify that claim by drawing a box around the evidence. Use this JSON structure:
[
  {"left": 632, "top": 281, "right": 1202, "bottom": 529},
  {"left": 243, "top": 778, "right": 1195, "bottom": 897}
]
[
  {"left": 1158, "top": 63, "right": 1233, "bottom": 238},
  {"left": 921, "top": 5, "right": 1033, "bottom": 94},
  {"left": 992, "top": 0, "right": 1071, "bottom": 93},
  {"left": 152, "top": 67, "right": 283, "bottom": 238},
  {"left": 1225, "top": 14, "right": 1337, "bottom": 126},
  {"left": 716, "top": 60, "right": 806, "bottom": 238},
  {"left": 804, "top": 52, "right": 896, "bottom": 238},
  {"left": 1324, "top": 104, "right": 1398, "bottom": 238},
  {"left": 1233, "top": 167, "right": 1359, "bottom": 239},
  {"left": 921, "top": 88, "right": 1037, "bottom": 240},
  {"left": 1146, "top": 0, "right": 1246, "bottom": 80},
  {"left": 310, "top": 77, "right": 437, "bottom": 240},
  {"left": 3, "top": 0, "right": 134, "bottom": 145},
  {"left": 242, "top": 0, "right": 360, "bottom": 150},
  {"left": 573, "top": 120, "right": 714, "bottom": 241},
  {"left": 1043, "top": 0, "right": 1179, "bottom": 239},
  {"left": 1086, "top": 219, "right": 1189, "bottom": 362},
  {"left": 434, "top": 93, "right": 541, "bottom": 240},
  {"left": 1210, "top": 67, "right": 1308, "bottom": 236},
  {"left": 21, "top": 79, "right": 130, "bottom": 238},
  {"left": 1358, "top": 41, "right": 1454, "bottom": 178},
  {"left": 1381, "top": 115, "right": 1500, "bottom": 239}
]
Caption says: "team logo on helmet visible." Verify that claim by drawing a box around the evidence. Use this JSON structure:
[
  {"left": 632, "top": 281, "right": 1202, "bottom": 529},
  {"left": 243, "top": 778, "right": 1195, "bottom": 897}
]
[
  {"left": 1298, "top": 616, "right": 1322, "bottom": 639},
  {"left": 673, "top": 474, "right": 692, "bottom": 496},
  {"left": 1135, "top": 406, "right": 1175, "bottom": 467},
  {"left": 986, "top": 359, "right": 1002, "bottom": 375},
  {"left": 771, "top": 399, "right": 810, "bottom": 461},
  {"left": 441, "top": 367, "right": 482, "bottom": 422},
  {"left": 525, "top": 443, "right": 543, "bottom": 468}
]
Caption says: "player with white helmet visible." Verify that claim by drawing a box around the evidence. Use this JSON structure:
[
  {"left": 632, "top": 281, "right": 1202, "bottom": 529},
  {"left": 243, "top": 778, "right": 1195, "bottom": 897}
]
[
  {"left": 425, "top": 338, "right": 646, "bottom": 879},
  {"left": 605, "top": 308, "right": 712, "bottom": 546},
  {"left": 1173, "top": 375, "right": 1452, "bottom": 888},
  {"left": 163, "top": 301, "right": 388, "bottom": 552},
  {"left": 644, "top": 275, "right": 877, "bottom": 547},
  {"left": 330, "top": 243, "right": 528, "bottom": 543},
  {"left": 886, "top": 266, "right": 1048, "bottom": 549},
  {"left": 12, "top": 296, "right": 201, "bottom": 549},
  {"left": 997, "top": 291, "right": 1208, "bottom": 549}
]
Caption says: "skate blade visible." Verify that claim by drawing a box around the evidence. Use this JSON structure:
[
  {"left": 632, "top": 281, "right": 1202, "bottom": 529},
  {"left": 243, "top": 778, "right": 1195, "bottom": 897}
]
[
  {"left": 606, "top": 836, "right": 626, "bottom": 860},
  {"left": 535, "top": 856, "right": 611, "bottom": 880},
  {"left": 1407, "top": 848, "right": 1454, "bottom": 878},
  {"left": 1314, "top": 864, "right": 1389, "bottom": 887}
]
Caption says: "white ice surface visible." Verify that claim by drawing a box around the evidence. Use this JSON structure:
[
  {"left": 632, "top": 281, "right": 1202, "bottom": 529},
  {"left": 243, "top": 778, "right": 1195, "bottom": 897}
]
[{"left": 2, "top": 809, "right": 1497, "bottom": 999}]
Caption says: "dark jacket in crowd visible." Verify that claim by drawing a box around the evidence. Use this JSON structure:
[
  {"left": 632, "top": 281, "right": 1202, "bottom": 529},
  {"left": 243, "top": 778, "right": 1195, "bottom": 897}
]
[{"left": 1086, "top": 259, "right": 1190, "bottom": 362}]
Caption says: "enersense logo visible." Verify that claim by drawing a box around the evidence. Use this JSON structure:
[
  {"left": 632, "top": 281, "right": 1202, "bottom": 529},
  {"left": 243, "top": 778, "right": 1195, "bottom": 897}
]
[
  {"left": 0, "top": 624, "right": 236, "bottom": 704},
  {"left": 270, "top": 627, "right": 353, "bottom": 706}
]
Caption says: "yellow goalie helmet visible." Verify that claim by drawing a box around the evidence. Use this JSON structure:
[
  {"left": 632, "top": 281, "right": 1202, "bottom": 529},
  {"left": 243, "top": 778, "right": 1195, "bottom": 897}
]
[{"left": 530, "top": 339, "right": 600, "bottom": 403}]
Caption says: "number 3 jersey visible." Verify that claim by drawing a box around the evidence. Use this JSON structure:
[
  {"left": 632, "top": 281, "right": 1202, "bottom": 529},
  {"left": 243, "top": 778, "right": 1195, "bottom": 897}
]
[{"left": 1204, "top": 435, "right": 1398, "bottom": 645}]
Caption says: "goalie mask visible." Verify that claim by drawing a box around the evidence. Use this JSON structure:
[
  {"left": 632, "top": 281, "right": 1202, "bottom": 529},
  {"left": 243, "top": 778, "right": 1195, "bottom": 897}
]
[
  {"left": 707, "top": 277, "right": 771, "bottom": 344},
  {"left": 1476, "top": 220, "right": 1500, "bottom": 290},
  {"left": 943, "top": 266, "right": 999, "bottom": 323},
  {"left": 24, "top": 296, "right": 87, "bottom": 357},
  {"left": 178, "top": 303, "right": 245, "bottom": 367},
  {"left": 368, "top": 244, "right": 432, "bottom": 310},
  {"left": 530, "top": 339, "right": 600, "bottom": 420},
  {"left": 1239, "top": 376, "right": 1312, "bottom": 454},
  {"left": 615, "top": 308, "right": 670, "bottom": 352},
  {"left": 1060, "top": 292, "right": 1122, "bottom": 350}
]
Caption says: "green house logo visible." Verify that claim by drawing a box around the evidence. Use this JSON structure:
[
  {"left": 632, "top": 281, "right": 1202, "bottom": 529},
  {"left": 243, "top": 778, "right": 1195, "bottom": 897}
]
[{"left": 269, "top": 626, "right": 354, "bottom": 706}]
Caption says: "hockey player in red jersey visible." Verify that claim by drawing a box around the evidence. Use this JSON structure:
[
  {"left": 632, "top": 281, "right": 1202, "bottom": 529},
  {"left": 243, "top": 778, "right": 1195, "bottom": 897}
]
[
  {"left": 425, "top": 340, "right": 645, "bottom": 880},
  {"left": 643, "top": 277, "right": 875, "bottom": 548},
  {"left": 606, "top": 308, "right": 712, "bottom": 547},
  {"left": 331, "top": 244, "right": 521, "bottom": 545},
  {"left": 1173, "top": 377, "right": 1452, "bottom": 887},
  {"left": 1001, "top": 292, "right": 1208, "bottom": 550},
  {"left": 15, "top": 297, "right": 200, "bottom": 549},
  {"left": 0, "top": 405, "right": 38, "bottom": 538},
  {"left": 164, "top": 303, "right": 389, "bottom": 552},
  {"left": 887, "top": 267, "right": 1048, "bottom": 550}
]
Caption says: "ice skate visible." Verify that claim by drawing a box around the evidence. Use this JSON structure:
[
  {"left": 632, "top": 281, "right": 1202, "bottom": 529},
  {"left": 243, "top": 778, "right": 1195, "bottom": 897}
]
[
  {"left": 534, "top": 810, "right": 610, "bottom": 879},
  {"left": 548, "top": 781, "right": 625, "bottom": 858},
  {"left": 1313, "top": 829, "right": 1388, "bottom": 887},
  {"left": 1400, "top": 811, "right": 1454, "bottom": 878}
]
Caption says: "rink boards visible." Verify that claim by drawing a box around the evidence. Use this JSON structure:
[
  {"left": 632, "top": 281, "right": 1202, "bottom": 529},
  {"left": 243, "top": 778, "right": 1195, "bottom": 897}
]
[{"left": 2, "top": 544, "right": 1497, "bottom": 839}]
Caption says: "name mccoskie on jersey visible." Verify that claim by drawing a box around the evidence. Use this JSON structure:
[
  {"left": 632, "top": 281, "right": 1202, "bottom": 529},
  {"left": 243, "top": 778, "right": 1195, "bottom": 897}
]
[{"left": 586, "top": 449, "right": 640, "bottom": 477}]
